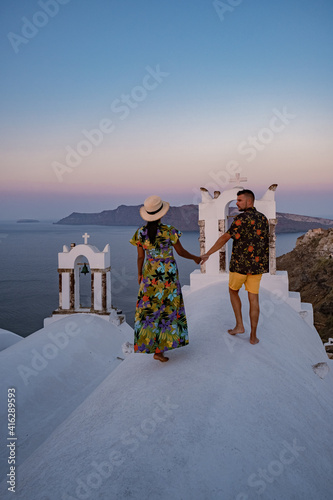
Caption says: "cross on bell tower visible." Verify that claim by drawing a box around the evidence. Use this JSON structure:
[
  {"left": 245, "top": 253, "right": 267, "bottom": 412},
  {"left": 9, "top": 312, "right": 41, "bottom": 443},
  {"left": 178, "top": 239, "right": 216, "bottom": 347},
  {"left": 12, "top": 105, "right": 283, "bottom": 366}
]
[
  {"left": 82, "top": 233, "right": 90, "bottom": 244},
  {"left": 229, "top": 172, "right": 248, "bottom": 187}
]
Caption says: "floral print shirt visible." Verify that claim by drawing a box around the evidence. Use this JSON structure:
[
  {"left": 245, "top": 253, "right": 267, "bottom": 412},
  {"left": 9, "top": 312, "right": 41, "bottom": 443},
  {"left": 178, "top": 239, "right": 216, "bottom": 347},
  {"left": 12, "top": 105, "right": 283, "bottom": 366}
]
[
  {"left": 227, "top": 207, "right": 269, "bottom": 275},
  {"left": 130, "top": 223, "right": 181, "bottom": 259}
]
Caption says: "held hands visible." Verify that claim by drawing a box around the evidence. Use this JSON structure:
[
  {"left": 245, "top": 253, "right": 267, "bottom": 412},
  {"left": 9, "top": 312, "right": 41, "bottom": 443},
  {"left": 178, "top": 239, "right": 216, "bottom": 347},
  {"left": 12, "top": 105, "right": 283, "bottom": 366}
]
[{"left": 200, "top": 253, "right": 210, "bottom": 264}]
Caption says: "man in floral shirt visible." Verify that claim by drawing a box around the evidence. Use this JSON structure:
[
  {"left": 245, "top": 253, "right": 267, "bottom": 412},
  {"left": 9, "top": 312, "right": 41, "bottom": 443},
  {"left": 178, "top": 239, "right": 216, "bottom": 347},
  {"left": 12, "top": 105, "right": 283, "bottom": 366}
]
[{"left": 201, "top": 189, "right": 269, "bottom": 345}]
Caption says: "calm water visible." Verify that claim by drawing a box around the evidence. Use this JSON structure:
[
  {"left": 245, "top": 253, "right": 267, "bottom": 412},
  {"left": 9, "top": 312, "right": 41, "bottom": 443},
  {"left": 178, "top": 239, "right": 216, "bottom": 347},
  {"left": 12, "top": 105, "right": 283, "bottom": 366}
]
[{"left": 0, "top": 222, "right": 307, "bottom": 337}]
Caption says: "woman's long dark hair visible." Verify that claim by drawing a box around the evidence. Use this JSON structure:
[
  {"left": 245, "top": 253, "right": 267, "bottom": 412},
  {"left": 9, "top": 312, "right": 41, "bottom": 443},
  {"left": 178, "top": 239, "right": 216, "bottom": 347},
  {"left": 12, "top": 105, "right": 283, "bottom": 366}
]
[{"left": 146, "top": 219, "right": 160, "bottom": 244}]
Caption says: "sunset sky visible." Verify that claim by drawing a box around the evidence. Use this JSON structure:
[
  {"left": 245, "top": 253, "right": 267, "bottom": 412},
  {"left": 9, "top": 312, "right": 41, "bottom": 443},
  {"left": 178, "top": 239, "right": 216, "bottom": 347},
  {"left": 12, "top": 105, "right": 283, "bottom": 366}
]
[{"left": 1, "top": 0, "right": 332, "bottom": 220}]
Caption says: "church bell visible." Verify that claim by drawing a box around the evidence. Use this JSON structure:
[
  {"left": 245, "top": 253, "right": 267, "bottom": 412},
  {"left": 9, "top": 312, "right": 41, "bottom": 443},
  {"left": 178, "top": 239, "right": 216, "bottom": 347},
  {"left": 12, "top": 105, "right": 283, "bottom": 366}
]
[{"left": 81, "top": 263, "right": 89, "bottom": 275}]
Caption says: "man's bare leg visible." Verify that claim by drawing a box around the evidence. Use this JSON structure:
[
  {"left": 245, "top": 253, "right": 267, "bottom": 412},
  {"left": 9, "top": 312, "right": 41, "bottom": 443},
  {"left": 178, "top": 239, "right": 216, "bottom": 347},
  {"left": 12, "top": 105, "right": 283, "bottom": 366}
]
[
  {"left": 248, "top": 292, "right": 260, "bottom": 344},
  {"left": 228, "top": 287, "right": 245, "bottom": 335}
]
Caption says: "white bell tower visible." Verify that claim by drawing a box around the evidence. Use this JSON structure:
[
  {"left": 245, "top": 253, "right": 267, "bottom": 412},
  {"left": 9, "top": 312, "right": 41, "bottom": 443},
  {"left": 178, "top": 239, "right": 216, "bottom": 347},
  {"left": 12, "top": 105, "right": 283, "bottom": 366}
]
[
  {"left": 44, "top": 234, "right": 125, "bottom": 326},
  {"left": 183, "top": 182, "right": 314, "bottom": 328},
  {"left": 198, "top": 180, "right": 278, "bottom": 276}
]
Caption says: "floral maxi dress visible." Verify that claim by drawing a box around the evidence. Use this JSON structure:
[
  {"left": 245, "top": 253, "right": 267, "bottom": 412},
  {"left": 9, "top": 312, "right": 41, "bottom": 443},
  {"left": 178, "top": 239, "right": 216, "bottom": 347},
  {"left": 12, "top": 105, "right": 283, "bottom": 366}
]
[{"left": 130, "top": 224, "right": 189, "bottom": 354}]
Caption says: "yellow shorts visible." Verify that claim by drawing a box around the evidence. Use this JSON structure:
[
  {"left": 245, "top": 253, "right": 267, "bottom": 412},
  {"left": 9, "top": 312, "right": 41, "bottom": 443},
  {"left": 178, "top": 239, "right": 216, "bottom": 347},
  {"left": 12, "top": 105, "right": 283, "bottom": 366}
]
[{"left": 229, "top": 272, "right": 262, "bottom": 294}]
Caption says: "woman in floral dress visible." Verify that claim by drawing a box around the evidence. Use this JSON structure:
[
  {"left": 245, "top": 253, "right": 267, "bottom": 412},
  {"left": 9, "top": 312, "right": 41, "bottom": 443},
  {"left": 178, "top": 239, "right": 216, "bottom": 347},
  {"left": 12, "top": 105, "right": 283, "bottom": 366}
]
[{"left": 130, "top": 195, "right": 201, "bottom": 362}]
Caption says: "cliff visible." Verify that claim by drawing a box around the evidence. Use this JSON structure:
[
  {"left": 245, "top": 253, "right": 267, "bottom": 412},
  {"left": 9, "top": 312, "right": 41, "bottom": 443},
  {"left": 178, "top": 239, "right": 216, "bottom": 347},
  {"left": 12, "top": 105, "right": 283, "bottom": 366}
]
[
  {"left": 275, "top": 212, "right": 333, "bottom": 233},
  {"left": 55, "top": 205, "right": 333, "bottom": 233},
  {"left": 55, "top": 204, "right": 198, "bottom": 230},
  {"left": 277, "top": 228, "right": 333, "bottom": 344}
]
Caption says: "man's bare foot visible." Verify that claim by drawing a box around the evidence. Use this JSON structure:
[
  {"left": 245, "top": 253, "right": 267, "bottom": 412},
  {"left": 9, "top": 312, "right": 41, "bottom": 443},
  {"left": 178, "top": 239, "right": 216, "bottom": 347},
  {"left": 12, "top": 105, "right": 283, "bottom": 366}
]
[
  {"left": 228, "top": 327, "right": 245, "bottom": 335},
  {"left": 250, "top": 338, "right": 259, "bottom": 345},
  {"left": 153, "top": 353, "right": 169, "bottom": 362}
]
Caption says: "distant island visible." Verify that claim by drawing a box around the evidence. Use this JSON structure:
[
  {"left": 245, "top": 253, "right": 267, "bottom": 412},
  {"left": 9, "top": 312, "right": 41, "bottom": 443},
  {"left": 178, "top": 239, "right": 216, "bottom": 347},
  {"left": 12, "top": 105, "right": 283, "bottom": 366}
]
[
  {"left": 17, "top": 219, "right": 40, "bottom": 223},
  {"left": 55, "top": 204, "right": 333, "bottom": 234}
]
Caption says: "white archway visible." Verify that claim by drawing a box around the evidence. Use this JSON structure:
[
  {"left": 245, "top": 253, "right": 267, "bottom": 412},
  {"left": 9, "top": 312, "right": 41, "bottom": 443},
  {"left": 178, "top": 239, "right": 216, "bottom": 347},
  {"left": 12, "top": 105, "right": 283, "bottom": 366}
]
[
  {"left": 198, "top": 184, "right": 278, "bottom": 275},
  {"left": 74, "top": 255, "right": 91, "bottom": 310},
  {"left": 55, "top": 237, "right": 112, "bottom": 315}
]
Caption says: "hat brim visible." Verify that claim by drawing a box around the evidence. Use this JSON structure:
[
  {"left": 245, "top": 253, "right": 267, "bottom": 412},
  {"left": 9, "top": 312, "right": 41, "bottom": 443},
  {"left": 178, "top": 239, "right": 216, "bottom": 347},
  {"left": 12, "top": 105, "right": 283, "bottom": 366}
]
[{"left": 140, "top": 201, "right": 170, "bottom": 221}]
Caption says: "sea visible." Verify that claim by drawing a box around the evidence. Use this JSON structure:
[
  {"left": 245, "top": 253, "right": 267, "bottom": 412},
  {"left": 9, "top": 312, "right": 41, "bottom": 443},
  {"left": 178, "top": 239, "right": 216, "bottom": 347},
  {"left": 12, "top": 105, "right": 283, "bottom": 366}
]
[{"left": 0, "top": 220, "right": 329, "bottom": 337}]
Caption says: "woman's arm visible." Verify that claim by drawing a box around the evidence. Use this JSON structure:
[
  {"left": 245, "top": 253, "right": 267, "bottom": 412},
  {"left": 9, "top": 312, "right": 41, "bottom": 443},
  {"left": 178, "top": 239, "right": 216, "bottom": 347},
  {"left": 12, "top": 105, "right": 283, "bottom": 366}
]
[
  {"left": 173, "top": 240, "right": 201, "bottom": 265},
  {"left": 137, "top": 245, "right": 145, "bottom": 284}
]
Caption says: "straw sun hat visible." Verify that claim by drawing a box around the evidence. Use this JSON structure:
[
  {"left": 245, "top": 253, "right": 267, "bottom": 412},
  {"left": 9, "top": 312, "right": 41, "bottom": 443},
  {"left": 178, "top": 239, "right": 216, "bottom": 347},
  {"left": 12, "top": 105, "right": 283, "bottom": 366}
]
[{"left": 140, "top": 195, "right": 170, "bottom": 222}]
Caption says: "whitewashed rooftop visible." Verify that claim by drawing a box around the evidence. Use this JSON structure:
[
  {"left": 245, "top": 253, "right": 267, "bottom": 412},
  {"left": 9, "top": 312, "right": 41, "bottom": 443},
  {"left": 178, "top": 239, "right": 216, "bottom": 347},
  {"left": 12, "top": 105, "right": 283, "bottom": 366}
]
[
  {"left": 0, "top": 329, "right": 23, "bottom": 352},
  {"left": 0, "top": 282, "right": 332, "bottom": 500}
]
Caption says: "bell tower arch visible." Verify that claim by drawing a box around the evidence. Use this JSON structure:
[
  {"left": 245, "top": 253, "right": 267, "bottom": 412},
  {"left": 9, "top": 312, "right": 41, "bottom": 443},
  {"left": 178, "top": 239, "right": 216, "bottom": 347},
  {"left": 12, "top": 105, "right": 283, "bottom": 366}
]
[{"left": 45, "top": 233, "right": 124, "bottom": 326}]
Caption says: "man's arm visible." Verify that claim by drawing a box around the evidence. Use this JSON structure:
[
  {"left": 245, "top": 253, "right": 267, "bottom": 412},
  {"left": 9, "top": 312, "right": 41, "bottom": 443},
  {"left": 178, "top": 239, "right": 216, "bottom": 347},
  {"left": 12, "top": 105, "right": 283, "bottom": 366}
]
[{"left": 200, "top": 232, "right": 231, "bottom": 263}]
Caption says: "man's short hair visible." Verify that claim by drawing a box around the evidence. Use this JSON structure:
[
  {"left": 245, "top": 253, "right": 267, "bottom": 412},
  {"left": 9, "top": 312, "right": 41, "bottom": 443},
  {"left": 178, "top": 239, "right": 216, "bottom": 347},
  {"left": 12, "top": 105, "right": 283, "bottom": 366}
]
[{"left": 237, "top": 189, "right": 255, "bottom": 203}]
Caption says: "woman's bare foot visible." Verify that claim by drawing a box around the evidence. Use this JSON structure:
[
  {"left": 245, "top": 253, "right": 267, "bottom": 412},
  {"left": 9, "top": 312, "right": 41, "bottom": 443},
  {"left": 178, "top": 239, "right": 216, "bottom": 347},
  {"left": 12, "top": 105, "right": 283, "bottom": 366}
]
[
  {"left": 153, "top": 353, "right": 169, "bottom": 362},
  {"left": 250, "top": 338, "right": 259, "bottom": 345},
  {"left": 228, "top": 327, "right": 245, "bottom": 335}
]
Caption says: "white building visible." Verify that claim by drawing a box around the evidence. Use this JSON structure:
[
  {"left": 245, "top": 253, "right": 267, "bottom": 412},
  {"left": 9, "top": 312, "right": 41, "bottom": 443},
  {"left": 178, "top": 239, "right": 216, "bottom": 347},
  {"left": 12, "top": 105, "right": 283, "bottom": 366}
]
[
  {"left": 45, "top": 233, "right": 125, "bottom": 327},
  {"left": 186, "top": 182, "right": 314, "bottom": 328}
]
